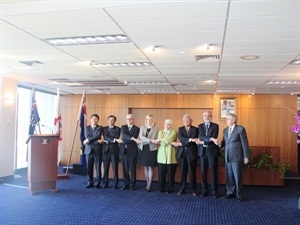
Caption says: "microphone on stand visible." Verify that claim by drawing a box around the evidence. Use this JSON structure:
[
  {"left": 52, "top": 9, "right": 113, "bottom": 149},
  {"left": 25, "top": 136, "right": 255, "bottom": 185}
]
[{"left": 42, "top": 124, "right": 53, "bottom": 134}]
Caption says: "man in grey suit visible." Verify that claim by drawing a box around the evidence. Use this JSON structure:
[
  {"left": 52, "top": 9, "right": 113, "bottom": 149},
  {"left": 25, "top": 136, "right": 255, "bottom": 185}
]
[
  {"left": 83, "top": 114, "right": 103, "bottom": 189},
  {"left": 103, "top": 115, "right": 121, "bottom": 189},
  {"left": 220, "top": 113, "right": 250, "bottom": 202}
]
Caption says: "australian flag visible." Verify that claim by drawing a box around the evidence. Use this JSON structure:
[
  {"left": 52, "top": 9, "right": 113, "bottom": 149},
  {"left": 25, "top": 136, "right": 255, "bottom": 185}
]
[
  {"left": 79, "top": 91, "right": 87, "bottom": 168},
  {"left": 28, "top": 90, "right": 40, "bottom": 135}
]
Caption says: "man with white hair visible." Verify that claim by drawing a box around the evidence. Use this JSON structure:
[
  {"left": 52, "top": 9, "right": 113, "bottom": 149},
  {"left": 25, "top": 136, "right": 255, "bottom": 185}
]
[{"left": 172, "top": 114, "right": 198, "bottom": 196}]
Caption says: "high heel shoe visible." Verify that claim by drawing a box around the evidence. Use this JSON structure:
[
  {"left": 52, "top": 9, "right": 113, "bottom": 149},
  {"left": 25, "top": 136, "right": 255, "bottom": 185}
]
[
  {"left": 147, "top": 188, "right": 151, "bottom": 192},
  {"left": 144, "top": 186, "right": 147, "bottom": 191}
]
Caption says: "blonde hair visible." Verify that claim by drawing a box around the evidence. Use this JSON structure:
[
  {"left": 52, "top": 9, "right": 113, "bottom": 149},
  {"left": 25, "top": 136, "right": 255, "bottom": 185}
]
[{"left": 145, "top": 114, "right": 155, "bottom": 126}]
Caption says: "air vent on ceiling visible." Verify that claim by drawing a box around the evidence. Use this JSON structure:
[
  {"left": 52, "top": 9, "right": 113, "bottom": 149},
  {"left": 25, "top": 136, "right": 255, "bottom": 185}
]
[{"left": 195, "top": 55, "right": 220, "bottom": 61}]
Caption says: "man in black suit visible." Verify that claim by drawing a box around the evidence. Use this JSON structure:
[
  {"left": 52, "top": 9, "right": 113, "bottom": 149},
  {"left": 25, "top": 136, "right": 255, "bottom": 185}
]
[
  {"left": 196, "top": 110, "right": 220, "bottom": 198},
  {"left": 83, "top": 114, "right": 103, "bottom": 189},
  {"left": 116, "top": 114, "right": 140, "bottom": 190},
  {"left": 220, "top": 113, "right": 250, "bottom": 202},
  {"left": 172, "top": 114, "right": 198, "bottom": 196},
  {"left": 102, "top": 115, "right": 121, "bottom": 189}
]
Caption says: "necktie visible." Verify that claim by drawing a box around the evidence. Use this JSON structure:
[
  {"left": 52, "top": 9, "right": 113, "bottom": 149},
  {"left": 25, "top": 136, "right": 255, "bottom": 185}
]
[
  {"left": 186, "top": 127, "right": 189, "bottom": 134},
  {"left": 228, "top": 127, "right": 232, "bottom": 139},
  {"left": 205, "top": 124, "right": 209, "bottom": 136}
]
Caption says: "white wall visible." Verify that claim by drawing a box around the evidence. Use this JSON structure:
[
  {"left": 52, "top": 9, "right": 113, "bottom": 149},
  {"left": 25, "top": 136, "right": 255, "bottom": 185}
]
[{"left": 0, "top": 77, "right": 17, "bottom": 178}]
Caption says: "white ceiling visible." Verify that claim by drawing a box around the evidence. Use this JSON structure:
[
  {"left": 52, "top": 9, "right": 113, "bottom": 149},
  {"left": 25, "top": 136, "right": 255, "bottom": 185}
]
[{"left": 1, "top": 0, "right": 299, "bottom": 95}]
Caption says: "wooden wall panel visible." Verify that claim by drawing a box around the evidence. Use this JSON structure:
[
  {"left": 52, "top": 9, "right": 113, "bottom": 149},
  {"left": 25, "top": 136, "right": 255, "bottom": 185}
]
[
  {"left": 105, "top": 95, "right": 128, "bottom": 108},
  {"left": 240, "top": 95, "right": 270, "bottom": 109},
  {"left": 87, "top": 95, "right": 106, "bottom": 108},
  {"left": 269, "top": 94, "right": 297, "bottom": 109},
  {"left": 128, "top": 95, "right": 156, "bottom": 108},
  {"left": 155, "top": 95, "right": 184, "bottom": 108},
  {"left": 59, "top": 94, "right": 299, "bottom": 174},
  {"left": 183, "top": 94, "right": 212, "bottom": 108}
]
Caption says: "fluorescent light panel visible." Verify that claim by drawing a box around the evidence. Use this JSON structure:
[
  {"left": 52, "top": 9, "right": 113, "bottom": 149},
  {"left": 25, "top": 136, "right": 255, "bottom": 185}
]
[
  {"left": 129, "top": 82, "right": 168, "bottom": 85},
  {"left": 217, "top": 90, "right": 255, "bottom": 93},
  {"left": 91, "top": 62, "right": 153, "bottom": 68},
  {"left": 44, "top": 35, "right": 129, "bottom": 46},
  {"left": 268, "top": 81, "right": 300, "bottom": 84},
  {"left": 139, "top": 90, "right": 175, "bottom": 93}
]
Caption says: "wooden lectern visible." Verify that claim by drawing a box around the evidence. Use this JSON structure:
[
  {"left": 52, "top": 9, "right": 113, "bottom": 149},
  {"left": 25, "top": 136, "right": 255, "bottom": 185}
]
[{"left": 26, "top": 134, "right": 60, "bottom": 195}]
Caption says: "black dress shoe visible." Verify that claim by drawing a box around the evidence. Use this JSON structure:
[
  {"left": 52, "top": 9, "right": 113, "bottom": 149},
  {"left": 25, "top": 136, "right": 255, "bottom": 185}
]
[
  {"left": 237, "top": 196, "right": 244, "bottom": 202},
  {"left": 103, "top": 184, "right": 108, "bottom": 188},
  {"left": 213, "top": 192, "right": 219, "bottom": 198},
  {"left": 130, "top": 187, "right": 135, "bottom": 191},
  {"left": 177, "top": 190, "right": 185, "bottom": 195},
  {"left": 192, "top": 191, "right": 197, "bottom": 196},
  {"left": 85, "top": 184, "right": 94, "bottom": 188},
  {"left": 113, "top": 186, "right": 118, "bottom": 189},
  {"left": 223, "top": 194, "right": 234, "bottom": 199},
  {"left": 159, "top": 190, "right": 165, "bottom": 193},
  {"left": 200, "top": 192, "right": 208, "bottom": 197},
  {"left": 166, "top": 190, "right": 173, "bottom": 194},
  {"left": 121, "top": 186, "right": 129, "bottom": 190},
  {"left": 94, "top": 185, "right": 100, "bottom": 189}
]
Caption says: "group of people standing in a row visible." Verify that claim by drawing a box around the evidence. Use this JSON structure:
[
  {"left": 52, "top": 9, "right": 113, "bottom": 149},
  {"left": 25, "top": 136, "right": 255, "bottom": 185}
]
[{"left": 83, "top": 111, "right": 250, "bottom": 202}]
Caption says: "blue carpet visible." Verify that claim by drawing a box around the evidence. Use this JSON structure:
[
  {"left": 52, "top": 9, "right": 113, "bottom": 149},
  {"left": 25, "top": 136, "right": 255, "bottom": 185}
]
[{"left": 1, "top": 170, "right": 300, "bottom": 225}]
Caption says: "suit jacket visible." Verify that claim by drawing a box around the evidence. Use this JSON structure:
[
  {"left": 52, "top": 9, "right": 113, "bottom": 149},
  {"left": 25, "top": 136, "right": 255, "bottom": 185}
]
[
  {"left": 197, "top": 122, "right": 220, "bottom": 158},
  {"left": 84, "top": 125, "right": 103, "bottom": 155},
  {"left": 120, "top": 124, "right": 140, "bottom": 158},
  {"left": 221, "top": 125, "right": 250, "bottom": 162},
  {"left": 176, "top": 125, "right": 198, "bottom": 160},
  {"left": 138, "top": 125, "right": 158, "bottom": 151},
  {"left": 103, "top": 126, "right": 121, "bottom": 154}
]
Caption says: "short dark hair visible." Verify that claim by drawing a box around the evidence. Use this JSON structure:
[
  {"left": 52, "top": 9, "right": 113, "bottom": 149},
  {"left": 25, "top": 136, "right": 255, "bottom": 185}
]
[
  {"left": 108, "top": 115, "right": 117, "bottom": 121},
  {"left": 90, "top": 114, "right": 99, "bottom": 120}
]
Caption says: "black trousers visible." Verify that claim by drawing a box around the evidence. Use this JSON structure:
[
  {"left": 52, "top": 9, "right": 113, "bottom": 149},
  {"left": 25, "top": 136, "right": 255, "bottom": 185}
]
[
  {"left": 103, "top": 150, "right": 119, "bottom": 187},
  {"left": 158, "top": 163, "right": 177, "bottom": 192},
  {"left": 122, "top": 154, "right": 137, "bottom": 188},
  {"left": 178, "top": 152, "right": 197, "bottom": 191},
  {"left": 200, "top": 149, "right": 218, "bottom": 193},
  {"left": 86, "top": 149, "right": 102, "bottom": 185}
]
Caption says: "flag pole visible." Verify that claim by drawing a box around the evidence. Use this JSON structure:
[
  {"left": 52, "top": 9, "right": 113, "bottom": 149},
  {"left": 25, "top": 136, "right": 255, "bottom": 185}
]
[
  {"left": 56, "top": 88, "right": 69, "bottom": 179},
  {"left": 64, "top": 90, "right": 86, "bottom": 176}
]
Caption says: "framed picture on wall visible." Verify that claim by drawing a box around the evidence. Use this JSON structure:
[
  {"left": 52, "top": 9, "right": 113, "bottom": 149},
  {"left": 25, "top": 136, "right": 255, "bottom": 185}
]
[{"left": 220, "top": 98, "right": 236, "bottom": 119}]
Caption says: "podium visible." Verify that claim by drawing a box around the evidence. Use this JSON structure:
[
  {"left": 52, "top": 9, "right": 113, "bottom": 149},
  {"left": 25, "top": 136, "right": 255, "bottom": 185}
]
[{"left": 26, "top": 134, "right": 60, "bottom": 195}]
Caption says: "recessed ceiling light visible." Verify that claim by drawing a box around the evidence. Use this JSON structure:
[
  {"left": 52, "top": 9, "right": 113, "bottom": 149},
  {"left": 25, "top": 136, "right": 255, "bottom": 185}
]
[
  {"left": 290, "top": 59, "right": 300, "bottom": 65},
  {"left": 240, "top": 55, "right": 260, "bottom": 60},
  {"left": 202, "top": 44, "right": 210, "bottom": 50},
  {"left": 179, "top": 51, "right": 186, "bottom": 54}
]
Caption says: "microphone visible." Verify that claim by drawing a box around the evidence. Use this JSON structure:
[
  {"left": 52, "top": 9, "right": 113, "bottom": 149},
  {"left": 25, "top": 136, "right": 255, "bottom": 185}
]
[{"left": 42, "top": 124, "right": 53, "bottom": 134}]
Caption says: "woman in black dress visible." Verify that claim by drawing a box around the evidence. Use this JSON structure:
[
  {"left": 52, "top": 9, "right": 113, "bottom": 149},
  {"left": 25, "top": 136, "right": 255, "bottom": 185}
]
[{"left": 138, "top": 114, "right": 159, "bottom": 192}]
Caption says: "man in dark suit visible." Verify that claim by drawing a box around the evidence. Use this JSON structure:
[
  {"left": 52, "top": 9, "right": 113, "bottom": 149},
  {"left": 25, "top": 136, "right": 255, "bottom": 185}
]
[
  {"left": 116, "top": 114, "right": 140, "bottom": 190},
  {"left": 102, "top": 115, "right": 121, "bottom": 189},
  {"left": 220, "top": 113, "right": 250, "bottom": 202},
  {"left": 196, "top": 110, "right": 220, "bottom": 198},
  {"left": 172, "top": 114, "right": 198, "bottom": 196},
  {"left": 83, "top": 114, "right": 103, "bottom": 189}
]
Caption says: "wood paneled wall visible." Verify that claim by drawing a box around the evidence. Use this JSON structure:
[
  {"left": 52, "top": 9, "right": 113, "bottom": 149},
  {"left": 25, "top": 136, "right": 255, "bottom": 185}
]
[{"left": 60, "top": 94, "right": 298, "bottom": 173}]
